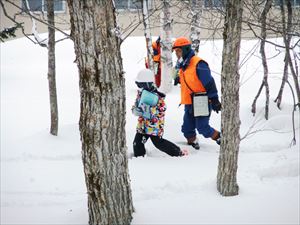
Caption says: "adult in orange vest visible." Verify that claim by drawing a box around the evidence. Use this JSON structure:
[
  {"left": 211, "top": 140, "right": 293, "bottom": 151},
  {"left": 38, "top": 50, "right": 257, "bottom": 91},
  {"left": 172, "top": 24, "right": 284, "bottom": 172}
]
[
  {"left": 173, "top": 37, "right": 221, "bottom": 149},
  {"left": 145, "top": 37, "right": 161, "bottom": 88}
]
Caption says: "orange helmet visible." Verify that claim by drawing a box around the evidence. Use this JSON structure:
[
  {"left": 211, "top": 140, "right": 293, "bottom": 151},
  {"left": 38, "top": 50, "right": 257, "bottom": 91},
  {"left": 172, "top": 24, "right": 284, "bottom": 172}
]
[{"left": 172, "top": 37, "right": 192, "bottom": 49}]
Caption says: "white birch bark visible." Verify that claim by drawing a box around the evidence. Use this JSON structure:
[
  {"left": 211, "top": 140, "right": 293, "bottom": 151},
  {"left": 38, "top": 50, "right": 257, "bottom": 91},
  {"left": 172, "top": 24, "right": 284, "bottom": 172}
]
[
  {"left": 251, "top": 0, "right": 272, "bottom": 120},
  {"left": 275, "top": 0, "right": 300, "bottom": 111},
  {"left": 190, "top": 0, "right": 203, "bottom": 54},
  {"left": 142, "top": 0, "right": 154, "bottom": 71},
  {"left": 67, "top": 1, "right": 133, "bottom": 224},
  {"left": 282, "top": 0, "right": 300, "bottom": 110},
  {"left": 159, "top": 0, "right": 173, "bottom": 94},
  {"left": 217, "top": 0, "right": 243, "bottom": 197}
]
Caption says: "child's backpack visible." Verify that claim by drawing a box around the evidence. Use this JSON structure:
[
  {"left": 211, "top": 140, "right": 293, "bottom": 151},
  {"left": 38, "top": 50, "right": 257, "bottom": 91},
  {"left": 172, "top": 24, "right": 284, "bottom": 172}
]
[
  {"left": 138, "top": 89, "right": 159, "bottom": 119},
  {"left": 138, "top": 89, "right": 159, "bottom": 107}
]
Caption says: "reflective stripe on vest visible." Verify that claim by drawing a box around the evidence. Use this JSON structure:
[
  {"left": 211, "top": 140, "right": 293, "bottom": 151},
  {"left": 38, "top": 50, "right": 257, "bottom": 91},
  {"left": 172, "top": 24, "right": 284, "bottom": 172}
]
[{"left": 179, "top": 56, "right": 206, "bottom": 105}]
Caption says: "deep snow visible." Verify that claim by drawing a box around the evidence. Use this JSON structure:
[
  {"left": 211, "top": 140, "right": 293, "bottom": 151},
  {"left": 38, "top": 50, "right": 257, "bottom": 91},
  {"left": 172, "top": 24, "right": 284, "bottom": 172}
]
[{"left": 1, "top": 34, "right": 299, "bottom": 224}]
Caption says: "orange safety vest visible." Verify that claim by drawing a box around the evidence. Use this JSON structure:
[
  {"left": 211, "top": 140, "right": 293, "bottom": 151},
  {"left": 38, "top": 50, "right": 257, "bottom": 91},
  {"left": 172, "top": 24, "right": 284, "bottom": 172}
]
[
  {"left": 179, "top": 56, "right": 206, "bottom": 105},
  {"left": 153, "top": 54, "right": 160, "bottom": 62}
]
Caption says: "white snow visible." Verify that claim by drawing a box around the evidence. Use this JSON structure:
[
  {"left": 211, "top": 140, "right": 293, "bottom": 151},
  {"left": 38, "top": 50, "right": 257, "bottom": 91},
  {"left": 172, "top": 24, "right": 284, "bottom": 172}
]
[{"left": 1, "top": 34, "right": 299, "bottom": 224}]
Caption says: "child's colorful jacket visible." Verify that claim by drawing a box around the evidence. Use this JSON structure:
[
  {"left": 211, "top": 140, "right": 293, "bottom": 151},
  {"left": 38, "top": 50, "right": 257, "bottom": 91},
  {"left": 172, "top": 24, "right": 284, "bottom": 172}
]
[{"left": 132, "top": 89, "right": 166, "bottom": 137}]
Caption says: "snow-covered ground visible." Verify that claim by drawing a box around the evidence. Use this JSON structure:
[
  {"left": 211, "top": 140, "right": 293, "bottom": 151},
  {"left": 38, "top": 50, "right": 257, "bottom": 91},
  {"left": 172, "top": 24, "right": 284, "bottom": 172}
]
[{"left": 1, "top": 34, "right": 299, "bottom": 224}]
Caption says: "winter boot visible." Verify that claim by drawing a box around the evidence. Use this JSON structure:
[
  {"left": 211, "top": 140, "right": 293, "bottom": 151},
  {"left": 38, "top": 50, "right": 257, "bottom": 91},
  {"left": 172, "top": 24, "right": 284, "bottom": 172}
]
[
  {"left": 187, "top": 136, "right": 200, "bottom": 150},
  {"left": 211, "top": 131, "right": 221, "bottom": 145},
  {"left": 216, "top": 136, "right": 221, "bottom": 145}
]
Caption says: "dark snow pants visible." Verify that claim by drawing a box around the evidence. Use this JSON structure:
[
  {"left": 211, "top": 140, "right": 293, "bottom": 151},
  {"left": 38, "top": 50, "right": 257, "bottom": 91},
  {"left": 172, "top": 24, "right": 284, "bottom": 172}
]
[{"left": 133, "top": 133, "right": 181, "bottom": 157}]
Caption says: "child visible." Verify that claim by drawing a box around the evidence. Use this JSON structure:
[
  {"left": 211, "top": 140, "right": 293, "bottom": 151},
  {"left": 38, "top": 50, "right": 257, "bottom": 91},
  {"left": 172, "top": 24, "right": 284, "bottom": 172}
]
[{"left": 132, "top": 68, "right": 188, "bottom": 157}]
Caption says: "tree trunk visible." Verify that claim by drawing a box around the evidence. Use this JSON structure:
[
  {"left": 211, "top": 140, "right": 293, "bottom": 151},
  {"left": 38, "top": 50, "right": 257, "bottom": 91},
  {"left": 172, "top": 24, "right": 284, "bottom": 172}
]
[
  {"left": 274, "top": 56, "right": 289, "bottom": 109},
  {"left": 253, "top": 0, "right": 272, "bottom": 120},
  {"left": 283, "top": 0, "right": 300, "bottom": 110},
  {"left": 217, "top": 0, "right": 243, "bottom": 197},
  {"left": 159, "top": 0, "right": 173, "bottom": 94},
  {"left": 275, "top": 0, "right": 294, "bottom": 110},
  {"left": 260, "top": 0, "right": 272, "bottom": 120},
  {"left": 47, "top": 0, "right": 58, "bottom": 135},
  {"left": 142, "top": 0, "right": 154, "bottom": 71},
  {"left": 67, "top": 1, "right": 134, "bottom": 224},
  {"left": 190, "top": 0, "right": 203, "bottom": 54}
]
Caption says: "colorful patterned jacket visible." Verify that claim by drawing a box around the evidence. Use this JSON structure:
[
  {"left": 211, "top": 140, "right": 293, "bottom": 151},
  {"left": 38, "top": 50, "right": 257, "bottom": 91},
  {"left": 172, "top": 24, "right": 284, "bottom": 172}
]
[{"left": 132, "top": 89, "right": 166, "bottom": 137}]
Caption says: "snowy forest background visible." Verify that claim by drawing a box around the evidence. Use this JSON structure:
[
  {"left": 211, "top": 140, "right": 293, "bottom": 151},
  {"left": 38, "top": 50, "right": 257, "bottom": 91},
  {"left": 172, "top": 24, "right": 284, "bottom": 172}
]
[
  {"left": 1, "top": 0, "right": 300, "bottom": 224},
  {"left": 1, "top": 34, "right": 299, "bottom": 225}
]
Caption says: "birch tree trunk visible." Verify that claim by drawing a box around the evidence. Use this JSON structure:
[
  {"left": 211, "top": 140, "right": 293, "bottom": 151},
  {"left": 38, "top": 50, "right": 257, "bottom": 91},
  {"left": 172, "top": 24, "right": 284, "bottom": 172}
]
[
  {"left": 217, "top": 0, "right": 243, "bottom": 196},
  {"left": 274, "top": 55, "right": 289, "bottom": 109},
  {"left": 251, "top": 0, "right": 272, "bottom": 120},
  {"left": 281, "top": 0, "right": 300, "bottom": 110},
  {"left": 142, "top": 0, "right": 154, "bottom": 71},
  {"left": 274, "top": 0, "right": 292, "bottom": 109},
  {"left": 190, "top": 0, "right": 203, "bottom": 54},
  {"left": 47, "top": 0, "right": 58, "bottom": 136},
  {"left": 159, "top": 0, "right": 173, "bottom": 94},
  {"left": 67, "top": 1, "right": 133, "bottom": 224}
]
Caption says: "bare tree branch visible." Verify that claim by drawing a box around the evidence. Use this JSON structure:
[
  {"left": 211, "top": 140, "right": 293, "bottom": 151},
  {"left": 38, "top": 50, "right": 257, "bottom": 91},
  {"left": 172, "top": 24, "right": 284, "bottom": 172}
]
[{"left": 3, "top": 0, "right": 70, "bottom": 39}]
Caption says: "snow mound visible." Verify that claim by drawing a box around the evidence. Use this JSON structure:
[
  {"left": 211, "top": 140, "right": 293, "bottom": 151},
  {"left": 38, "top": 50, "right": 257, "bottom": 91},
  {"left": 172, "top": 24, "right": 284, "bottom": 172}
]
[
  {"left": 260, "top": 161, "right": 300, "bottom": 179},
  {"left": 259, "top": 147, "right": 300, "bottom": 179},
  {"left": 266, "top": 114, "right": 299, "bottom": 131}
]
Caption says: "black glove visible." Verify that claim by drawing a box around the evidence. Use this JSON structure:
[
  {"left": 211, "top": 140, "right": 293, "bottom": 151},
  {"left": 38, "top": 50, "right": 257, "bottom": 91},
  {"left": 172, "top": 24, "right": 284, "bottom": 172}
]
[
  {"left": 174, "top": 76, "right": 180, "bottom": 86},
  {"left": 210, "top": 97, "right": 221, "bottom": 113}
]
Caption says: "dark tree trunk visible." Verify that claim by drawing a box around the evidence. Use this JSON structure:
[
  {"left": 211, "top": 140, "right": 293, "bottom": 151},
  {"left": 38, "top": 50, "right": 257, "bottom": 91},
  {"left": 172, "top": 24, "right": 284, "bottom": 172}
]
[{"left": 47, "top": 0, "right": 58, "bottom": 135}]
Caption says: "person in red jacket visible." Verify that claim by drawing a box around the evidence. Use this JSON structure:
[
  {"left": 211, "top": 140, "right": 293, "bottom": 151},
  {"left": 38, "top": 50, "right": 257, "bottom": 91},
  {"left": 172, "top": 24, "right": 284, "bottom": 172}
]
[
  {"left": 172, "top": 37, "right": 221, "bottom": 149},
  {"left": 145, "top": 37, "right": 161, "bottom": 88}
]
